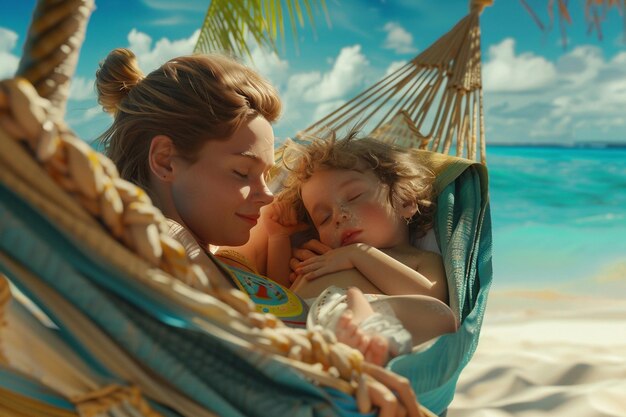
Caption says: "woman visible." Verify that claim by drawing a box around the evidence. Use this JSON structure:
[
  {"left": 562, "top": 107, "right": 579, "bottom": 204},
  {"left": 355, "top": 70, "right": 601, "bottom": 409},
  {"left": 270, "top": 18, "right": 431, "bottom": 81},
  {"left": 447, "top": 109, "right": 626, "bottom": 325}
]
[{"left": 95, "top": 48, "right": 423, "bottom": 417}]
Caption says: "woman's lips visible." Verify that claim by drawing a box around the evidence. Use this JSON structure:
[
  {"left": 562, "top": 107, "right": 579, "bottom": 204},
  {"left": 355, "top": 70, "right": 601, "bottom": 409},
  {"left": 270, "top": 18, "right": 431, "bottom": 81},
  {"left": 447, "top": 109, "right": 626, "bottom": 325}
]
[
  {"left": 236, "top": 213, "right": 259, "bottom": 226},
  {"left": 341, "top": 230, "right": 361, "bottom": 246}
]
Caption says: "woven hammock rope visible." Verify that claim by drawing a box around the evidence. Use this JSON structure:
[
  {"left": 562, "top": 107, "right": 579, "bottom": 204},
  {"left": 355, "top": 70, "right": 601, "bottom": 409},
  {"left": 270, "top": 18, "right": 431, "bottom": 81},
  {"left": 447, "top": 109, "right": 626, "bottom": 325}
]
[
  {"left": 296, "top": 5, "right": 490, "bottom": 164},
  {"left": 16, "top": 0, "right": 94, "bottom": 123},
  {"left": 0, "top": 78, "right": 371, "bottom": 390},
  {"left": 1, "top": 1, "right": 492, "bottom": 415},
  {"left": 0, "top": 74, "right": 440, "bottom": 417}
]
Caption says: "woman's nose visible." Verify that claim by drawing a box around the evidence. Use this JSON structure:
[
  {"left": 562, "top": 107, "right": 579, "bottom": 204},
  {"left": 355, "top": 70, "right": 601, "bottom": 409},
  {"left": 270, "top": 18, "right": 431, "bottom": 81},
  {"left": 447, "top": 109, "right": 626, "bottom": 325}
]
[{"left": 255, "top": 180, "right": 274, "bottom": 205}]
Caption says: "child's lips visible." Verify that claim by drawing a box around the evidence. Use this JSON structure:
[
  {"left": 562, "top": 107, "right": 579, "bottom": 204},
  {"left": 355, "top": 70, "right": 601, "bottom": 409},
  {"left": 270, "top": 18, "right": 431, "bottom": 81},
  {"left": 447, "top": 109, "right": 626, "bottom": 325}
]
[{"left": 341, "top": 230, "right": 361, "bottom": 246}]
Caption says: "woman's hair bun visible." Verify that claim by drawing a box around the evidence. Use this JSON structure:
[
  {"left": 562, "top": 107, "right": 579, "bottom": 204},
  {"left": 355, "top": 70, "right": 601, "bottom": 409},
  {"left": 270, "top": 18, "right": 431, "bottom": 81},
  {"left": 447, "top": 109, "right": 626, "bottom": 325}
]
[{"left": 95, "top": 48, "right": 144, "bottom": 114}]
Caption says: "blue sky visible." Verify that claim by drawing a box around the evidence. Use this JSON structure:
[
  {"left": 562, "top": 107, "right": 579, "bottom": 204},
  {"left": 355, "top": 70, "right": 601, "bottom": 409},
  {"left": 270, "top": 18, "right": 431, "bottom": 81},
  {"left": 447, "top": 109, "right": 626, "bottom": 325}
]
[{"left": 1, "top": 0, "right": 625, "bottom": 145}]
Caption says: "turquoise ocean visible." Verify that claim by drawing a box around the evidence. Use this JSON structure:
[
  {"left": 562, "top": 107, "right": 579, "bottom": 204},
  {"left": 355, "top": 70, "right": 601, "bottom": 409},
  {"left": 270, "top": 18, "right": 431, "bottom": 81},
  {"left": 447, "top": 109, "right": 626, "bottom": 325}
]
[{"left": 486, "top": 145, "right": 626, "bottom": 297}]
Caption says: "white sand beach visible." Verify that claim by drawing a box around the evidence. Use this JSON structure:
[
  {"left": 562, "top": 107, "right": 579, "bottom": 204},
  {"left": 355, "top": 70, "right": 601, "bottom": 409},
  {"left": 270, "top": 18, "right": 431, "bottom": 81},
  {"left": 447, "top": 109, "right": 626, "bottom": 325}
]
[{"left": 448, "top": 290, "right": 626, "bottom": 417}]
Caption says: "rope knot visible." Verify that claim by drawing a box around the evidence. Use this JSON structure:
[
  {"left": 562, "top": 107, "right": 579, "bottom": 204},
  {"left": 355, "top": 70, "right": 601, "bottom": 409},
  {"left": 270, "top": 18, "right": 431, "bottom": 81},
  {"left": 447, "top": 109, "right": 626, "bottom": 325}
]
[{"left": 470, "top": 0, "right": 493, "bottom": 14}]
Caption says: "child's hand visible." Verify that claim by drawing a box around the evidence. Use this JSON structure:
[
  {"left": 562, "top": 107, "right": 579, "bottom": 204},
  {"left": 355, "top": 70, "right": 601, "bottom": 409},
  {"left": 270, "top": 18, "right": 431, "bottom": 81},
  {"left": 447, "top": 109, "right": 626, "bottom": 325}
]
[
  {"left": 289, "top": 239, "right": 332, "bottom": 282},
  {"left": 261, "top": 201, "right": 309, "bottom": 238},
  {"left": 295, "top": 245, "right": 357, "bottom": 281}
]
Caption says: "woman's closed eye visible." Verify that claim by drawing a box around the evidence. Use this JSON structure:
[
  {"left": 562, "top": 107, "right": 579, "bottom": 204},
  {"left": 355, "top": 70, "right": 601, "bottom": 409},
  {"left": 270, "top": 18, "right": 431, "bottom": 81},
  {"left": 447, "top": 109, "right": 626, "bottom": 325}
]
[
  {"left": 233, "top": 170, "right": 248, "bottom": 179},
  {"left": 347, "top": 192, "right": 363, "bottom": 202}
]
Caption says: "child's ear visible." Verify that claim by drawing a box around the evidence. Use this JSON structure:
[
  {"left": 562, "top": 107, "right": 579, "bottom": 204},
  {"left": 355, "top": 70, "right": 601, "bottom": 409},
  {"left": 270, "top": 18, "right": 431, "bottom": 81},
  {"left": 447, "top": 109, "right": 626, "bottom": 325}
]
[
  {"left": 149, "top": 135, "right": 175, "bottom": 181},
  {"left": 399, "top": 201, "right": 419, "bottom": 220}
]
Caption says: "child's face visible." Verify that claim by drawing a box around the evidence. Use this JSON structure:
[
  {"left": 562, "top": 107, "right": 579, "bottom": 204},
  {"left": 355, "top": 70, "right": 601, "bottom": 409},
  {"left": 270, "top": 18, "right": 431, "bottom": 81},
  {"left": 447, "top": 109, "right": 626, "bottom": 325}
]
[
  {"left": 300, "top": 168, "right": 411, "bottom": 249},
  {"left": 171, "top": 115, "right": 275, "bottom": 246}
]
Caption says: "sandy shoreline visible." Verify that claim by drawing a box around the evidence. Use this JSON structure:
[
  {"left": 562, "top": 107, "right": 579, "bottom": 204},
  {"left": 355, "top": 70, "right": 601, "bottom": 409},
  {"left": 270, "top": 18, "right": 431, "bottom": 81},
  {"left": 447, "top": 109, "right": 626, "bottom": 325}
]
[{"left": 447, "top": 290, "right": 626, "bottom": 417}]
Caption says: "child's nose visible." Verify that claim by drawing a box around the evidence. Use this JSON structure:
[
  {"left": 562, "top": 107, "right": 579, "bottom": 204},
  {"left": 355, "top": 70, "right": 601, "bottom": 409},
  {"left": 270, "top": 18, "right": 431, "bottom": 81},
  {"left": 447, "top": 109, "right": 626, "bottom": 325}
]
[{"left": 335, "top": 207, "right": 350, "bottom": 226}]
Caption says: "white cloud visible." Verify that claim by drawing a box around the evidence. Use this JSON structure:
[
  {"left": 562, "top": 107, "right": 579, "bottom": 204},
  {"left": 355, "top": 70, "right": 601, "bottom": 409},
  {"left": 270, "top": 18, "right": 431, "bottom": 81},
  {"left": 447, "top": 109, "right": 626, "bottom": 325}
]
[
  {"left": 313, "top": 100, "right": 346, "bottom": 121},
  {"left": 384, "top": 60, "right": 408, "bottom": 78},
  {"left": 69, "top": 77, "right": 95, "bottom": 101},
  {"left": 149, "top": 16, "right": 190, "bottom": 26},
  {"left": 557, "top": 46, "right": 603, "bottom": 86},
  {"left": 483, "top": 38, "right": 557, "bottom": 92},
  {"left": 529, "top": 114, "right": 573, "bottom": 138},
  {"left": 83, "top": 105, "right": 104, "bottom": 121},
  {"left": 484, "top": 41, "right": 626, "bottom": 143},
  {"left": 140, "top": 0, "right": 206, "bottom": 11},
  {"left": 0, "top": 27, "right": 19, "bottom": 79},
  {"left": 383, "top": 22, "right": 418, "bottom": 54},
  {"left": 0, "top": 27, "right": 18, "bottom": 51},
  {"left": 64, "top": 29, "right": 198, "bottom": 129},
  {"left": 613, "top": 33, "right": 626, "bottom": 48},
  {"left": 127, "top": 29, "right": 200, "bottom": 73},
  {"left": 244, "top": 43, "right": 289, "bottom": 89},
  {"left": 291, "top": 45, "right": 369, "bottom": 103},
  {"left": 286, "top": 72, "right": 321, "bottom": 100},
  {"left": 274, "top": 45, "right": 370, "bottom": 138},
  {"left": 612, "top": 51, "right": 626, "bottom": 65}
]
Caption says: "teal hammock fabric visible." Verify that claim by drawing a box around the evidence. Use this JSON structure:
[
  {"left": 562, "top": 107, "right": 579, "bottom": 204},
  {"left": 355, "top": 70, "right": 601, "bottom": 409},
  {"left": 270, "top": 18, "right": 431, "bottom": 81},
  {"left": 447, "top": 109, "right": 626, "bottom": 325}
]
[
  {"left": 0, "top": 155, "right": 491, "bottom": 417},
  {"left": 0, "top": 182, "right": 370, "bottom": 417},
  {"left": 389, "top": 159, "right": 492, "bottom": 415}
]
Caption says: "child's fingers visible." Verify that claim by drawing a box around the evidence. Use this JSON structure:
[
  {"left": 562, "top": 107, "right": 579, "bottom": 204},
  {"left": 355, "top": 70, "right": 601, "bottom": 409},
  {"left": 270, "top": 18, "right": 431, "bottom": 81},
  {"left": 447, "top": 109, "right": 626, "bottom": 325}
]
[
  {"left": 289, "top": 257, "right": 301, "bottom": 271},
  {"left": 291, "top": 248, "right": 318, "bottom": 262},
  {"left": 300, "top": 239, "right": 331, "bottom": 255},
  {"left": 297, "top": 256, "right": 321, "bottom": 268},
  {"left": 296, "top": 261, "right": 324, "bottom": 281},
  {"left": 301, "top": 265, "right": 333, "bottom": 281}
]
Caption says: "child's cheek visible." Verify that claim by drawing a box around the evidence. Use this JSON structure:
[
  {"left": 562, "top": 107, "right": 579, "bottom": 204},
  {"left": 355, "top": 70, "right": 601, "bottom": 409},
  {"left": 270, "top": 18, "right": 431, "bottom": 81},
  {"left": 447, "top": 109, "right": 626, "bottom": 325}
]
[
  {"left": 354, "top": 204, "right": 379, "bottom": 225},
  {"left": 319, "top": 229, "right": 338, "bottom": 249}
]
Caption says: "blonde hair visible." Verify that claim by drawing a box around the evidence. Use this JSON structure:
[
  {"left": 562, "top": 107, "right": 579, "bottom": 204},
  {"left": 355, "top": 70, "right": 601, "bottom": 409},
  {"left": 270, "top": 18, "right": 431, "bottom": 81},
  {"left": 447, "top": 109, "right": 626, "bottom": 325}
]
[
  {"left": 279, "top": 131, "right": 436, "bottom": 238},
  {"left": 95, "top": 48, "right": 281, "bottom": 193}
]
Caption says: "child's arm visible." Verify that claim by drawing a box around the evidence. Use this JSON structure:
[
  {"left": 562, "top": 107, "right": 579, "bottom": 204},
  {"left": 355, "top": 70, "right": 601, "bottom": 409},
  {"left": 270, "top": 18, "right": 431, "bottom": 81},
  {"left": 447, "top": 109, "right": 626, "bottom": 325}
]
[
  {"left": 296, "top": 244, "right": 447, "bottom": 303},
  {"left": 218, "top": 202, "right": 308, "bottom": 287},
  {"left": 262, "top": 201, "right": 309, "bottom": 287}
]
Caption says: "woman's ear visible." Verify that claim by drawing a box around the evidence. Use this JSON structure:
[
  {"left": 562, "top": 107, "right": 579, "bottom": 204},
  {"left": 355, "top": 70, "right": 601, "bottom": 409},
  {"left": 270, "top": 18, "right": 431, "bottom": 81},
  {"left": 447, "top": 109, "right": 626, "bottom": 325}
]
[
  {"left": 399, "top": 201, "right": 419, "bottom": 220},
  {"left": 149, "top": 135, "right": 175, "bottom": 181}
]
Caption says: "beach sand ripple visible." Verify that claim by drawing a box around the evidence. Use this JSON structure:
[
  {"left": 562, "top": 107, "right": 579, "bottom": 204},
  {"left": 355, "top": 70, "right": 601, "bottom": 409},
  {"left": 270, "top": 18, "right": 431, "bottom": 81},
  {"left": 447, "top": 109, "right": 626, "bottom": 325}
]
[{"left": 448, "top": 291, "right": 626, "bottom": 417}]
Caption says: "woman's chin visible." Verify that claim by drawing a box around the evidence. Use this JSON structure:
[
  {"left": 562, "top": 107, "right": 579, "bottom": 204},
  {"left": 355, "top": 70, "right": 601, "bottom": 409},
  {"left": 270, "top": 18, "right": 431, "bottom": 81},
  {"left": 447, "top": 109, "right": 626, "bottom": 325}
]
[{"left": 223, "top": 232, "right": 250, "bottom": 247}]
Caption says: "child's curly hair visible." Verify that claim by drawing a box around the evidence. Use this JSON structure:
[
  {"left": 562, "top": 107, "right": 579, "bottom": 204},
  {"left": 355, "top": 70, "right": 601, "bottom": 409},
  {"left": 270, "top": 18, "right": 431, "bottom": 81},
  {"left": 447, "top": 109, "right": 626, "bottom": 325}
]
[{"left": 278, "top": 130, "right": 436, "bottom": 238}]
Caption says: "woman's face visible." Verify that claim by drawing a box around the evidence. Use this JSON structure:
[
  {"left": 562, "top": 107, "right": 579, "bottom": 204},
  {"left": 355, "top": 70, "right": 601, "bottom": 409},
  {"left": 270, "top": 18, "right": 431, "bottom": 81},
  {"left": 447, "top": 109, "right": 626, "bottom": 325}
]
[
  {"left": 171, "top": 115, "right": 275, "bottom": 246},
  {"left": 300, "top": 168, "right": 410, "bottom": 249}
]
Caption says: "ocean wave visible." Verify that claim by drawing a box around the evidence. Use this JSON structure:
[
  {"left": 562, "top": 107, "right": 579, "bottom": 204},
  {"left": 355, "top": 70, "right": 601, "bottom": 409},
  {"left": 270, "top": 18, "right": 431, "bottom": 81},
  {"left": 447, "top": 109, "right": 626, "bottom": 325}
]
[{"left": 573, "top": 213, "right": 626, "bottom": 225}]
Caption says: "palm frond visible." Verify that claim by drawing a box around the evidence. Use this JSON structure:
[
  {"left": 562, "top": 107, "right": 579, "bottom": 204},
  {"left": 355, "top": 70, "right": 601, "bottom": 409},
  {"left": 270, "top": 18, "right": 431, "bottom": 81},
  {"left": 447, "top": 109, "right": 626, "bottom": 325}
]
[
  {"left": 521, "top": 0, "right": 625, "bottom": 47},
  {"left": 194, "top": 0, "right": 328, "bottom": 59}
]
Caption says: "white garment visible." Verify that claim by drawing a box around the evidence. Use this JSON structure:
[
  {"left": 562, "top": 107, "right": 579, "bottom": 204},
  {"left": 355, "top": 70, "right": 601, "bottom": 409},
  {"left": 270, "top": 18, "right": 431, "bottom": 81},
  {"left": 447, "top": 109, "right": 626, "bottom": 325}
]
[{"left": 306, "top": 286, "right": 412, "bottom": 357}]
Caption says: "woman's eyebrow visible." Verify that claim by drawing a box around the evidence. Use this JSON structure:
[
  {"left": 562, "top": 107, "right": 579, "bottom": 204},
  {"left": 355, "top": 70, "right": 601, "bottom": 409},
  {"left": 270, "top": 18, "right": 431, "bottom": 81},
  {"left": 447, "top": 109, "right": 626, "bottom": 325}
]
[
  {"left": 235, "top": 150, "right": 260, "bottom": 160},
  {"left": 234, "top": 150, "right": 273, "bottom": 169}
]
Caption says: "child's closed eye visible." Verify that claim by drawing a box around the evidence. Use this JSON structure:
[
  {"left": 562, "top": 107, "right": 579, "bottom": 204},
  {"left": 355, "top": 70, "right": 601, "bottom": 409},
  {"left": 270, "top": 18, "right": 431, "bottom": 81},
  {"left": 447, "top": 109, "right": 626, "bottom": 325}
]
[{"left": 315, "top": 214, "right": 331, "bottom": 226}]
